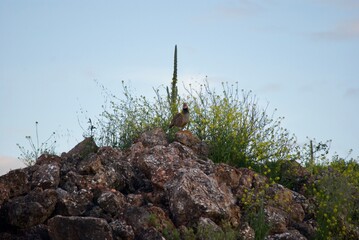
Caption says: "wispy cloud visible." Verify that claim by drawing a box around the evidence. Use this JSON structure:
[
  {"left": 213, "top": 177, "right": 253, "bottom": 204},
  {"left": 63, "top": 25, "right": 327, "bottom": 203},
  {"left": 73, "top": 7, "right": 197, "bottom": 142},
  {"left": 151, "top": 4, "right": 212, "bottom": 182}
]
[{"left": 311, "top": 19, "right": 359, "bottom": 41}]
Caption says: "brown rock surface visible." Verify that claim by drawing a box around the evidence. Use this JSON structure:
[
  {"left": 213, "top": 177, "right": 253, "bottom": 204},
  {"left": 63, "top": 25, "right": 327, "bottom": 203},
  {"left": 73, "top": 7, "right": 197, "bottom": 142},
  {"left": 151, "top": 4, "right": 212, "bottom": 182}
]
[
  {"left": 48, "top": 215, "right": 113, "bottom": 240},
  {"left": 0, "top": 129, "right": 318, "bottom": 239}
]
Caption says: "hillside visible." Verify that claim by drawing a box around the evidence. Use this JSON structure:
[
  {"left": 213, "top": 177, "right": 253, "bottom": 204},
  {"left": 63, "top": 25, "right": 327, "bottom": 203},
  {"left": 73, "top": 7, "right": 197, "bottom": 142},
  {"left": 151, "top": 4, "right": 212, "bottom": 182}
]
[{"left": 0, "top": 128, "right": 357, "bottom": 239}]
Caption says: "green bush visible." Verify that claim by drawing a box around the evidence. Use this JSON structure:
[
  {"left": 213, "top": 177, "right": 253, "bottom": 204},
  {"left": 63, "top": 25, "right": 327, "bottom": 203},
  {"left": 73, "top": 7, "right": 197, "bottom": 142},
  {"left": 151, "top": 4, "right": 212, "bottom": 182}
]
[
  {"left": 94, "top": 81, "right": 172, "bottom": 149},
  {"left": 94, "top": 80, "right": 298, "bottom": 169},
  {"left": 303, "top": 156, "right": 359, "bottom": 239},
  {"left": 184, "top": 81, "right": 298, "bottom": 168}
]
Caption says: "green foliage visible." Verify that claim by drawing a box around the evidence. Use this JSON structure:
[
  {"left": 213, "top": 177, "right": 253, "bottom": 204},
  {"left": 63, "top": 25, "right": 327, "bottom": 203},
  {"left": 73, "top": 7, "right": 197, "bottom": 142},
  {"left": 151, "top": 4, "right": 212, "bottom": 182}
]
[
  {"left": 248, "top": 202, "right": 270, "bottom": 240},
  {"left": 300, "top": 149, "right": 359, "bottom": 240},
  {"left": 147, "top": 213, "right": 238, "bottom": 240},
  {"left": 195, "top": 222, "right": 239, "bottom": 240},
  {"left": 95, "top": 81, "right": 172, "bottom": 149},
  {"left": 147, "top": 213, "right": 181, "bottom": 240},
  {"left": 300, "top": 138, "right": 332, "bottom": 173},
  {"left": 94, "top": 80, "right": 298, "bottom": 170},
  {"left": 184, "top": 81, "right": 298, "bottom": 168},
  {"left": 16, "top": 121, "right": 56, "bottom": 166},
  {"left": 313, "top": 166, "right": 358, "bottom": 239},
  {"left": 240, "top": 180, "right": 271, "bottom": 240},
  {"left": 96, "top": 80, "right": 295, "bottom": 166}
]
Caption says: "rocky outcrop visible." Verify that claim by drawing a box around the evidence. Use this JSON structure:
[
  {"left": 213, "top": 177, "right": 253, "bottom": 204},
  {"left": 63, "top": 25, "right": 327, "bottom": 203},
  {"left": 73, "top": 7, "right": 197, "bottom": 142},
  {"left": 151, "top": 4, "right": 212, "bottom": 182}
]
[{"left": 0, "top": 129, "right": 316, "bottom": 239}]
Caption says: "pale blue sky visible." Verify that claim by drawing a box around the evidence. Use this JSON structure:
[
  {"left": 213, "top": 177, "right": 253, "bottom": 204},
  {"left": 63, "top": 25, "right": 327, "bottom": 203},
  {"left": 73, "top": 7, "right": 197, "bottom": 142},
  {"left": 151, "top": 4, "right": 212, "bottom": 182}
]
[{"left": 1, "top": 0, "right": 358, "bottom": 174}]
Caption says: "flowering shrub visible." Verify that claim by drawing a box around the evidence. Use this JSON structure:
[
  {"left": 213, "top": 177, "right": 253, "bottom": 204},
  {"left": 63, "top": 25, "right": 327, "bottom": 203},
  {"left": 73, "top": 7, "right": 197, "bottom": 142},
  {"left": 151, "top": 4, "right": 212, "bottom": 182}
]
[
  {"left": 95, "top": 81, "right": 298, "bottom": 169},
  {"left": 309, "top": 158, "right": 359, "bottom": 239}
]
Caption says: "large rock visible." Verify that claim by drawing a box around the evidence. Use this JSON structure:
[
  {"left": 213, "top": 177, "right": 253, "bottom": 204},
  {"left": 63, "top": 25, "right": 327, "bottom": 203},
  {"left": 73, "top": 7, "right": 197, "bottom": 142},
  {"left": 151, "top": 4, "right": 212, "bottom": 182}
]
[
  {"left": 64, "top": 137, "right": 99, "bottom": 160},
  {"left": 32, "top": 163, "right": 60, "bottom": 189},
  {"left": 174, "top": 130, "right": 209, "bottom": 157},
  {"left": 130, "top": 140, "right": 214, "bottom": 189},
  {"left": 0, "top": 224, "right": 50, "bottom": 240},
  {"left": 0, "top": 168, "right": 31, "bottom": 204},
  {"left": 135, "top": 128, "right": 168, "bottom": 147},
  {"left": 97, "top": 190, "right": 127, "bottom": 215},
  {"left": 266, "top": 184, "right": 306, "bottom": 222},
  {"left": 165, "top": 168, "right": 240, "bottom": 226},
  {"left": 123, "top": 206, "right": 151, "bottom": 233},
  {"left": 48, "top": 215, "right": 113, "bottom": 240},
  {"left": 55, "top": 188, "right": 93, "bottom": 216},
  {"left": 2, "top": 188, "right": 57, "bottom": 229},
  {"left": 265, "top": 206, "right": 289, "bottom": 234},
  {"left": 110, "top": 219, "right": 135, "bottom": 240},
  {"left": 36, "top": 153, "right": 63, "bottom": 165},
  {"left": 266, "top": 229, "right": 307, "bottom": 240}
]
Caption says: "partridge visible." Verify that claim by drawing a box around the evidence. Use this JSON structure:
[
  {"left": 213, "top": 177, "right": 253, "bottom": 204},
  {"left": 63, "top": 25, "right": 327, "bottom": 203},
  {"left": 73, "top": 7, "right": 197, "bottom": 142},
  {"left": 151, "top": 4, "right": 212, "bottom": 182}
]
[{"left": 169, "top": 103, "right": 190, "bottom": 129}]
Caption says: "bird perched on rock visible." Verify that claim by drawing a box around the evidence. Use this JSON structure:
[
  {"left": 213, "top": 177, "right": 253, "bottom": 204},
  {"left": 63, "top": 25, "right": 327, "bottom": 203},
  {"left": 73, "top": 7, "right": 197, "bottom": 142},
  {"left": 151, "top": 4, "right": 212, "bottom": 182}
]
[{"left": 169, "top": 103, "right": 190, "bottom": 130}]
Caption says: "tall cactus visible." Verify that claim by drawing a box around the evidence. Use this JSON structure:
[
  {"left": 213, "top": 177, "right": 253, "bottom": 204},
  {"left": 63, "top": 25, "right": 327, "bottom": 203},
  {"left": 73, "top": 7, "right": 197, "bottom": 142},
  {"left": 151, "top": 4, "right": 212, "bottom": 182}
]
[{"left": 167, "top": 45, "right": 179, "bottom": 116}]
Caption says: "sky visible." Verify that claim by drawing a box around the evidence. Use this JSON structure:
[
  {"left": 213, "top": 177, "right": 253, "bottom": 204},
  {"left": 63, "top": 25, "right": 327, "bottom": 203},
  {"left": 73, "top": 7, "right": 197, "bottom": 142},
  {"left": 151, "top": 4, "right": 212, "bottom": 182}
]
[{"left": 1, "top": 0, "right": 358, "bottom": 175}]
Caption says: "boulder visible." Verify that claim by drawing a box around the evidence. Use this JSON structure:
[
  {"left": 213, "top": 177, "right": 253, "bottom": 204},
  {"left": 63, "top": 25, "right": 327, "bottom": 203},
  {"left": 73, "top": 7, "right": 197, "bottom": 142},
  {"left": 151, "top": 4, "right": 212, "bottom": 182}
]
[
  {"left": 36, "top": 153, "right": 62, "bottom": 165},
  {"left": 3, "top": 188, "right": 57, "bottom": 229},
  {"left": 123, "top": 206, "right": 151, "bottom": 237},
  {"left": 110, "top": 219, "right": 135, "bottom": 240},
  {"left": 266, "top": 184, "right": 306, "bottom": 222},
  {"left": 64, "top": 137, "right": 99, "bottom": 160},
  {"left": 266, "top": 229, "right": 307, "bottom": 240},
  {"left": 0, "top": 224, "right": 50, "bottom": 240},
  {"left": 130, "top": 141, "right": 213, "bottom": 189},
  {"left": 77, "top": 154, "right": 103, "bottom": 175},
  {"left": 265, "top": 206, "right": 289, "bottom": 234},
  {"left": 174, "top": 130, "right": 209, "bottom": 157},
  {"left": 97, "top": 190, "right": 127, "bottom": 215},
  {"left": 48, "top": 215, "right": 113, "bottom": 240},
  {"left": 135, "top": 128, "right": 168, "bottom": 147},
  {"left": 31, "top": 163, "right": 60, "bottom": 189},
  {"left": 212, "top": 163, "right": 243, "bottom": 193},
  {"left": 55, "top": 188, "right": 93, "bottom": 216},
  {"left": 165, "top": 168, "right": 240, "bottom": 226},
  {"left": 0, "top": 168, "right": 31, "bottom": 204},
  {"left": 240, "top": 222, "right": 255, "bottom": 240}
]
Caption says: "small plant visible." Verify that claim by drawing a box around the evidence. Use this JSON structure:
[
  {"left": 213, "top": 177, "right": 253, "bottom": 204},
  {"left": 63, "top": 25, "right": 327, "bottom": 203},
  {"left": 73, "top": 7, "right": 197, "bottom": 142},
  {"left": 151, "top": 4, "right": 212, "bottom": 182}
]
[
  {"left": 81, "top": 118, "right": 96, "bottom": 137},
  {"left": 196, "top": 222, "right": 238, "bottom": 240},
  {"left": 240, "top": 179, "right": 271, "bottom": 240},
  {"left": 300, "top": 138, "right": 332, "bottom": 174},
  {"left": 249, "top": 201, "right": 270, "bottom": 240},
  {"left": 16, "top": 121, "right": 56, "bottom": 166},
  {"left": 147, "top": 213, "right": 181, "bottom": 240}
]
